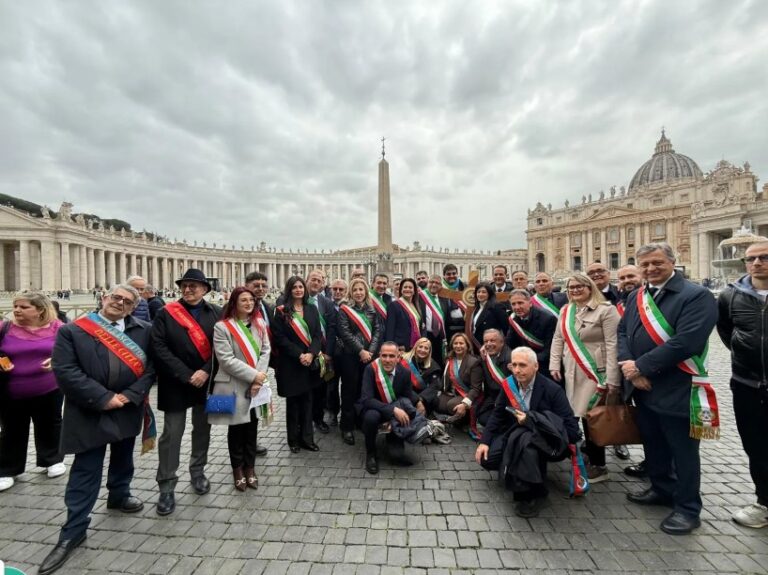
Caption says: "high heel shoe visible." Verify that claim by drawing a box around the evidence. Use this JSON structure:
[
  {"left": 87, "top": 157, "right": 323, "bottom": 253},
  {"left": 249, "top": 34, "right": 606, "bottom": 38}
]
[
  {"left": 233, "top": 467, "right": 247, "bottom": 492},
  {"left": 243, "top": 467, "right": 258, "bottom": 490}
]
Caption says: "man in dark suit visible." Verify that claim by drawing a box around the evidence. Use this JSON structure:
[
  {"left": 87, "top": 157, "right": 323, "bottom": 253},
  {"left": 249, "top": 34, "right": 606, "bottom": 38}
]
[
  {"left": 587, "top": 261, "right": 620, "bottom": 305},
  {"left": 475, "top": 347, "right": 579, "bottom": 517},
  {"left": 245, "top": 271, "right": 274, "bottom": 456},
  {"left": 151, "top": 269, "right": 221, "bottom": 516},
  {"left": 618, "top": 243, "right": 718, "bottom": 535},
  {"left": 325, "top": 278, "right": 348, "bottom": 427},
  {"left": 442, "top": 264, "right": 467, "bottom": 341},
  {"left": 533, "top": 272, "right": 568, "bottom": 311},
  {"left": 42, "top": 285, "right": 155, "bottom": 574},
  {"left": 307, "top": 269, "right": 336, "bottom": 434},
  {"left": 505, "top": 289, "right": 557, "bottom": 374},
  {"left": 477, "top": 329, "right": 512, "bottom": 426},
  {"left": 357, "top": 342, "right": 425, "bottom": 474},
  {"left": 511, "top": 270, "right": 529, "bottom": 291},
  {"left": 371, "top": 273, "right": 393, "bottom": 323},
  {"left": 492, "top": 265, "right": 514, "bottom": 294},
  {"left": 420, "top": 274, "right": 450, "bottom": 364}
]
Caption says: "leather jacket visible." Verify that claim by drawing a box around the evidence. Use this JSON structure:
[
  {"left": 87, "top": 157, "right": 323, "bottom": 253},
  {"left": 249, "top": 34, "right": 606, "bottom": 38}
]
[{"left": 335, "top": 303, "right": 383, "bottom": 356}]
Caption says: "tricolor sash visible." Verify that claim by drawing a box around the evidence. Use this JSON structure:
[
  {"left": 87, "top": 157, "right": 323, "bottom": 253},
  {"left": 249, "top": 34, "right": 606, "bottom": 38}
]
[
  {"left": 560, "top": 303, "right": 606, "bottom": 409},
  {"left": 396, "top": 298, "right": 422, "bottom": 348},
  {"left": 223, "top": 319, "right": 262, "bottom": 367},
  {"left": 369, "top": 290, "right": 388, "bottom": 319},
  {"left": 568, "top": 443, "right": 590, "bottom": 497},
  {"left": 278, "top": 305, "right": 312, "bottom": 347},
  {"left": 309, "top": 296, "right": 327, "bottom": 342},
  {"left": 636, "top": 286, "right": 719, "bottom": 439},
  {"left": 166, "top": 301, "right": 212, "bottom": 362},
  {"left": 419, "top": 289, "right": 445, "bottom": 336},
  {"left": 74, "top": 313, "right": 147, "bottom": 378},
  {"left": 531, "top": 294, "right": 560, "bottom": 318},
  {"left": 401, "top": 358, "right": 425, "bottom": 391},
  {"left": 616, "top": 301, "right": 625, "bottom": 318},
  {"left": 446, "top": 358, "right": 483, "bottom": 439},
  {"left": 340, "top": 304, "right": 372, "bottom": 343},
  {"left": 372, "top": 359, "right": 396, "bottom": 403},
  {"left": 508, "top": 315, "right": 544, "bottom": 350},
  {"left": 499, "top": 373, "right": 529, "bottom": 413}
]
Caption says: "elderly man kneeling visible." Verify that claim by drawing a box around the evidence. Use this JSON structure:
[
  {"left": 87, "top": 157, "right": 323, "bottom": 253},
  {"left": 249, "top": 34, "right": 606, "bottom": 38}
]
[{"left": 475, "top": 347, "right": 580, "bottom": 518}]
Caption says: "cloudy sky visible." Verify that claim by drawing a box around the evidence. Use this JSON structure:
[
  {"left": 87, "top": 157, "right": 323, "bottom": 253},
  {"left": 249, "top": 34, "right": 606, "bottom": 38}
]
[{"left": 2, "top": 1, "right": 767, "bottom": 251}]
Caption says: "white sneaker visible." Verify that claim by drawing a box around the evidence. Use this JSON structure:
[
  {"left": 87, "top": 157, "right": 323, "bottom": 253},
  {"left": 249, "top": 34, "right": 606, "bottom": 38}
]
[
  {"left": 47, "top": 463, "right": 67, "bottom": 478},
  {"left": 733, "top": 503, "right": 768, "bottom": 528},
  {"left": 0, "top": 477, "right": 14, "bottom": 491}
]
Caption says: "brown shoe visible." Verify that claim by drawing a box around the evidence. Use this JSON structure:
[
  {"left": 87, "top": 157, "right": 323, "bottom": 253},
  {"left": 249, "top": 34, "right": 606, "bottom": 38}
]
[
  {"left": 233, "top": 467, "right": 246, "bottom": 492},
  {"left": 243, "top": 467, "right": 259, "bottom": 490}
]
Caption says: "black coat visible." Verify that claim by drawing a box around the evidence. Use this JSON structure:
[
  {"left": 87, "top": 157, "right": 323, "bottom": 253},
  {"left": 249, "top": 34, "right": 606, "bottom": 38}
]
[
  {"left": 443, "top": 280, "right": 467, "bottom": 340},
  {"left": 273, "top": 303, "right": 323, "bottom": 397},
  {"left": 601, "top": 284, "right": 621, "bottom": 306},
  {"left": 371, "top": 291, "right": 392, "bottom": 323},
  {"left": 336, "top": 303, "right": 383, "bottom": 356},
  {"left": 147, "top": 296, "right": 166, "bottom": 320},
  {"left": 358, "top": 362, "right": 420, "bottom": 419},
  {"left": 385, "top": 298, "right": 426, "bottom": 349},
  {"left": 505, "top": 306, "right": 557, "bottom": 374},
  {"left": 257, "top": 300, "right": 277, "bottom": 368},
  {"left": 150, "top": 299, "right": 221, "bottom": 412},
  {"left": 717, "top": 275, "right": 768, "bottom": 388},
  {"left": 406, "top": 358, "right": 442, "bottom": 406},
  {"left": 53, "top": 315, "right": 155, "bottom": 454},
  {"left": 618, "top": 271, "right": 718, "bottom": 417},
  {"left": 470, "top": 303, "right": 508, "bottom": 348},
  {"left": 480, "top": 372, "right": 580, "bottom": 446},
  {"left": 477, "top": 346, "right": 512, "bottom": 421}
]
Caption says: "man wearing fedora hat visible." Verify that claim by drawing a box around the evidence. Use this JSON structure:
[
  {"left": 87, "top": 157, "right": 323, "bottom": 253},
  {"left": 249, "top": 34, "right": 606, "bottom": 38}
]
[{"left": 150, "top": 268, "right": 221, "bottom": 515}]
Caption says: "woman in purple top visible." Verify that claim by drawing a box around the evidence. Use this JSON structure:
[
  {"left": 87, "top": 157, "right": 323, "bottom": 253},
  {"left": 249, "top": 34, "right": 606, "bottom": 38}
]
[{"left": 0, "top": 292, "right": 65, "bottom": 492}]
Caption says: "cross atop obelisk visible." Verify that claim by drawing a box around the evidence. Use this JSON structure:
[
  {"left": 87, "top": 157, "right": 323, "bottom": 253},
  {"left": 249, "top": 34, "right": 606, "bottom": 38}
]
[{"left": 377, "top": 137, "right": 393, "bottom": 274}]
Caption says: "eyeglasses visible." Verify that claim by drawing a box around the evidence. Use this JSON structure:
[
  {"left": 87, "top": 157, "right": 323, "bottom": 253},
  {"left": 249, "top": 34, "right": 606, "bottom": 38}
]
[
  {"left": 567, "top": 285, "right": 587, "bottom": 292},
  {"left": 109, "top": 294, "right": 136, "bottom": 306},
  {"left": 587, "top": 270, "right": 607, "bottom": 276},
  {"left": 743, "top": 255, "right": 768, "bottom": 264},
  {"left": 180, "top": 283, "right": 203, "bottom": 291}
]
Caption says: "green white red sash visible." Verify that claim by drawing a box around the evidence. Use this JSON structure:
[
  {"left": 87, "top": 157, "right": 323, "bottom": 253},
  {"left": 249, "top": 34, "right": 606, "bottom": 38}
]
[
  {"left": 531, "top": 294, "right": 560, "bottom": 318},
  {"left": 396, "top": 298, "right": 422, "bottom": 348},
  {"left": 419, "top": 289, "right": 445, "bottom": 336},
  {"left": 166, "top": 301, "right": 212, "bottom": 361},
  {"left": 75, "top": 313, "right": 147, "bottom": 378},
  {"left": 446, "top": 358, "right": 483, "bottom": 438},
  {"left": 222, "top": 318, "right": 262, "bottom": 367},
  {"left": 401, "top": 358, "right": 425, "bottom": 391},
  {"left": 560, "top": 303, "right": 606, "bottom": 409},
  {"left": 340, "top": 304, "right": 372, "bottom": 343},
  {"left": 372, "top": 359, "right": 396, "bottom": 403},
  {"left": 277, "top": 305, "right": 313, "bottom": 347},
  {"left": 508, "top": 315, "right": 544, "bottom": 350},
  {"left": 308, "top": 296, "right": 327, "bottom": 342},
  {"left": 369, "top": 289, "right": 388, "bottom": 319},
  {"left": 636, "top": 286, "right": 719, "bottom": 439},
  {"left": 616, "top": 301, "right": 625, "bottom": 317},
  {"left": 484, "top": 353, "right": 527, "bottom": 412}
]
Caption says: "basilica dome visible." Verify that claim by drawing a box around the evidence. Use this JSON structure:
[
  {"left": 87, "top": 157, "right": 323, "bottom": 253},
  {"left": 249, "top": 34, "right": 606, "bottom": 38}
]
[{"left": 628, "top": 130, "right": 703, "bottom": 192}]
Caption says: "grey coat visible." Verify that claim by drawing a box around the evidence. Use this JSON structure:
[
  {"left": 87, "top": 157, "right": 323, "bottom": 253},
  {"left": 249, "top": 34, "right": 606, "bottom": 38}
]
[{"left": 208, "top": 320, "right": 271, "bottom": 426}]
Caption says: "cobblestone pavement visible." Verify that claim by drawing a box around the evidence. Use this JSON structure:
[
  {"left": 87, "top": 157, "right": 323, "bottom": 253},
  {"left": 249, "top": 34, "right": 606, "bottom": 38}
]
[{"left": 1, "top": 335, "right": 766, "bottom": 574}]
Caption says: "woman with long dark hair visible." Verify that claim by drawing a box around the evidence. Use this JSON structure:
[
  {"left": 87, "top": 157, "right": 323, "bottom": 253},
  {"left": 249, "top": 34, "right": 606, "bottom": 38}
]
[
  {"left": 470, "top": 282, "right": 508, "bottom": 351},
  {"left": 385, "top": 277, "right": 425, "bottom": 352},
  {"left": 272, "top": 276, "right": 323, "bottom": 453},
  {"left": 209, "top": 287, "right": 271, "bottom": 491}
]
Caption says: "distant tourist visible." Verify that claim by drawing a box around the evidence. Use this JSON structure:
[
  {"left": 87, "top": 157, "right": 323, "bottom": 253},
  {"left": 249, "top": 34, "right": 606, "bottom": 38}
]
[
  {"left": 51, "top": 300, "right": 69, "bottom": 324},
  {"left": 126, "top": 275, "right": 151, "bottom": 322},
  {"left": 0, "top": 292, "right": 66, "bottom": 494},
  {"left": 144, "top": 284, "right": 165, "bottom": 320}
]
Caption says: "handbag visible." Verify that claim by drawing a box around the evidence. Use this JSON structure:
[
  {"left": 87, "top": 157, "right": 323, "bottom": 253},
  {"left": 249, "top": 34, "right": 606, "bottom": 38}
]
[
  {"left": 204, "top": 366, "right": 237, "bottom": 415},
  {"left": 585, "top": 394, "right": 643, "bottom": 446}
]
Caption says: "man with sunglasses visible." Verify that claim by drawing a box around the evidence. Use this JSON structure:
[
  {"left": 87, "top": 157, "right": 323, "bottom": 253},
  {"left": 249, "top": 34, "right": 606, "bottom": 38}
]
[
  {"left": 716, "top": 242, "right": 768, "bottom": 529},
  {"left": 41, "top": 285, "right": 154, "bottom": 574}
]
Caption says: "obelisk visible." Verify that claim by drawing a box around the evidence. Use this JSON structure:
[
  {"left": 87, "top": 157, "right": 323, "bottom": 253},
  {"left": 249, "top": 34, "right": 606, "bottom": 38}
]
[{"left": 377, "top": 138, "right": 394, "bottom": 274}]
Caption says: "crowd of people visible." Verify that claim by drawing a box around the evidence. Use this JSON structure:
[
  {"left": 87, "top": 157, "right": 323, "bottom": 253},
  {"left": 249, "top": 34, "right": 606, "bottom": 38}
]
[{"left": 0, "top": 241, "right": 767, "bottom": 574}]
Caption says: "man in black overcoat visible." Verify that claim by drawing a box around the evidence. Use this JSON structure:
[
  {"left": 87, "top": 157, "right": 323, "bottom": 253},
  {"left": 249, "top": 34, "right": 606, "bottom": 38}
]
[
  {"left": 618, "top": 243, "right": 717, "bottom": 535},
  {"left": 504, "top": 289, "right": 557, "bottom": 375},
  {"left": 41, "top": 285, "right": 155, "bottom": 575},
  {"left": 151, "top": 269, "right": 221, "bottom": 516}
]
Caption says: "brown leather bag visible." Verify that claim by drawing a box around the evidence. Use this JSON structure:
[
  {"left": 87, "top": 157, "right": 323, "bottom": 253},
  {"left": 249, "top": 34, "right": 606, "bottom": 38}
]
[{"left": 585, "top": 394, "right": 643, "bottom": 446}]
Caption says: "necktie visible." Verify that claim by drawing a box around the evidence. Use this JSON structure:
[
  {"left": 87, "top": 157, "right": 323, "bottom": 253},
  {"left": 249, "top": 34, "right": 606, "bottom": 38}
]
[
  {"left": 648, "top": 286, "right": 659, "bottom": 298},
  {"left": 309, "top": 296, "right": 318, "bottom": 306}
]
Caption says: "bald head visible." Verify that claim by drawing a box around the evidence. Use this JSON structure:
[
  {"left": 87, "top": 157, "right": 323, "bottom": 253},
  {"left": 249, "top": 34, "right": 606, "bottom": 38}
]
[{"left": 617, "top": 265, "right": 641, "bottom": 293}]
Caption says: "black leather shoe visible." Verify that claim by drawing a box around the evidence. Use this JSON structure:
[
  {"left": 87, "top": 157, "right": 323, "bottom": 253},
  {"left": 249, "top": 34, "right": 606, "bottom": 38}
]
[
  {"left": 660, "top": 512, "right": 701, "bottom": 535},
  {"left": 515, "top": 497, "right": 546, "bottom": 518},
  {"left": 39, "top": 533, "right": 87, "bottom": 575},
  {"left": 191, "top": 476, "right": 210, "bottom": 495},
  {"left": 107, "top": 495, "right": 144, "bottom": 513},
  {"left": 624, "top": 460, "right": 647, "bottom": 478},
  {"left": 156, "top": 492, "right": 175, "bottom": 516},
  {"left": 613, "top": 444, "right": 631, "bottom": 460},
  {"left": 299, "top": 441, "right": 320, "bottom": 452},
  {"left": 315, "top": 421, "right": 330, "bottom": 434},
  {"left": 255, "top": 444, "right": 268, "bottom": 457},
  {"left": 289, "top": 444, "right": 301, "bottom": 453},
  {"left": 365, "top": 455, "right": 379, "bottom": 475},
  {"left": 342, "top": 431, "right": 355, "bottom": 445},
  {"left": 627, "top": 488, "right": 674, "bottom": 507}
]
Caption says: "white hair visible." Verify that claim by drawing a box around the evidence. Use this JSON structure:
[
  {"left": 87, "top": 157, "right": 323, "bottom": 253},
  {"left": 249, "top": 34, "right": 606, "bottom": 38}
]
[{"left": 511, "top": 346, "right": 539, "bottom": 366}]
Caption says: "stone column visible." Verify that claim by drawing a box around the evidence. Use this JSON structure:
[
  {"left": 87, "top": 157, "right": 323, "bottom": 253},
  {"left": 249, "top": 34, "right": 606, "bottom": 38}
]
[
  {"left": 18, "top": 240, "right": 31, "bottom": 291},
  {"left": 117, "top": 252, "right": 126, "bottom": 283},
  {"left": 697, "top": 232, "right": 711, "bottom": 280},
  {"left": 107, "top": 251, "right": 117, "bottom": 287},
  {"left": 127, "top": 253, "right": 136, "bottom": 277},
  {"left": 78, "top": 245, "right": 87, "bottom": 291},
  {"left": 60, "top": 242, "right": 71, "bottom": 290},
  {"left": 41, "top": 240, "right": 56, "bottom": 292},
  {"left": 0, "top": 245, "right": 5, "bottom": 291},
  {"left": 152, "top": 256, "right": 160, "bottom": 287},
  {"left": 95, "top": 249, "right": 106, "bottom": 288},
  {"left": 600, "top": 230, "right": 607, "bottom": 267},
  {"left": 86, "top": 248, "right": 95, "bottom": 289},
  {"left": 619, "top": 227, "right": 627, "bottom": 267}
]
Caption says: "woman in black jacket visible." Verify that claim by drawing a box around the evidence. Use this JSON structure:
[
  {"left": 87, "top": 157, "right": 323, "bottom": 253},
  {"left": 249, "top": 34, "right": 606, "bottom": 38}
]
[
  {"left": 470, "top": 282, "right": 508, "bottom": 351},
  {"left": 385, "top": 277, "right": 426, "bottom": 351},
  {"left": 401, "top": 337, "right": 442, "bottom": 413},
  {"left": 272, "top": 276, "right": 323, "bottom": 453},
  {"left": 335, "top": 278, "right": 383, "bottom": 445}
]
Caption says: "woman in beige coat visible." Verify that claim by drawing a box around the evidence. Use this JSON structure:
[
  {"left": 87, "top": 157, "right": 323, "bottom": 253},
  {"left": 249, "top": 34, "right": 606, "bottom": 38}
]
[
  {"left": 209, "top": 287, "right": 271, "bottom": 491},
  {"left": 549, "top": 273, "right": 620, "bottom": 483}
]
